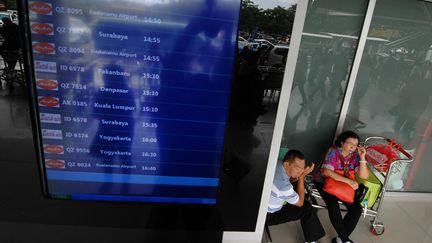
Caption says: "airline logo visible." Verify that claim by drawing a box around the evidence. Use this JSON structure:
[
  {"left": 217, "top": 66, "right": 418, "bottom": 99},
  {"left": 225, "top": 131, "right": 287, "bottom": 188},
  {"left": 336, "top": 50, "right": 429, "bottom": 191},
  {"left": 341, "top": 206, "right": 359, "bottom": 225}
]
[
  {"left": 29, "top": 2, "right": 53, "bottom": 15},
  {"left": 38, "top": 96, "right": 60, "bottom": 108},
  {"left": 33, "top": 42, "right": 55, "bottom": 55},
  {"left": 36, "top": 79, "right": 58, "bottom": 91},
  {"left": 44, "top": 144, "right": 64, "bottom": 154},
  {"left": 42, "top": 129, "right": 63, "bottom": 140},
  {"left": 40, "top": 113, "right": 61, "bottom": 124},
  {"left": 35, "top": 60, "right": 57, "bottom": 73},
  {"left": 31, "top": 23, "right": 54, "bottom": 35},
  {"left": 45, "top": 159, "right": 66, "bottom": 169}
]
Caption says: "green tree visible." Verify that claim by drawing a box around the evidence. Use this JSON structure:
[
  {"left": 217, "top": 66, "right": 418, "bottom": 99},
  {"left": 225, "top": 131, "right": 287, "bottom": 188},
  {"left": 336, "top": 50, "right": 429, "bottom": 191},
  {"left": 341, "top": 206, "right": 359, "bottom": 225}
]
[
  {"left": 239, "top": 0, "right": 264, "bottom": 34},
  {"left": 239, "top": 0, "right": 296, "bottom": 38},
  {"left": 5, "top": 0, "right": 17, "bottom": 10},
  {"left": 261, "top": 5, "right": 296, "bottom": 36}
]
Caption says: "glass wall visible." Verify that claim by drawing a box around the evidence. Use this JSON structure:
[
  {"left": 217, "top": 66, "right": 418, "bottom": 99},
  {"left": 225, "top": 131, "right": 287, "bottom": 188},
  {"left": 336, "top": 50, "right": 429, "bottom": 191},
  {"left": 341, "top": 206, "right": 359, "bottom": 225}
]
[
  {"left": 281, "top": 0, "right": 368, "bottom": 163},
  {"left": 343, "top": 0, "right": 432, "bottom": 192},
  {"left": 219, "top": 0, "right": 299, "bottom": 230}
]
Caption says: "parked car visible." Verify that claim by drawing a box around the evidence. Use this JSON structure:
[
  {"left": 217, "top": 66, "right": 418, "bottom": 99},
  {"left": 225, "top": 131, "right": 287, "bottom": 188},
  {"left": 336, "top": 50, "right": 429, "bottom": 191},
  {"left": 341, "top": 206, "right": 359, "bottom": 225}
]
[
  {"left": 254, "top": 39, "right": 274, "bottom": 47},
  {"left": 238, "top": 36, "right": 249, "bottom": 51},
  {"left": 7, "top": 10, "right": 18, "bottom": 25},
  {"left": 239, "top": 40, "right": 260, "bottom": 52},
  {"left": 265, "top": 45, "right": 290, "bottom": 67},
  {"left": 0, "top": 11, "right": 14, "bottom": 27},
  {"left": 237, "top": 37, "right": 273, "bottom": 52},
  {"left": 249, "top": 42, "right": 260, "bottom": 51}
]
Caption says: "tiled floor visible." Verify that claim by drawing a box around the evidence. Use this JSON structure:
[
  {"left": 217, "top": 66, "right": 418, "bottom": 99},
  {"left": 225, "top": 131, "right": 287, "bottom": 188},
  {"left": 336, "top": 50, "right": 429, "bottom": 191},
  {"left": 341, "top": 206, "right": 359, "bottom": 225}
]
[{"left": 263, "top": 195, "right": 432, "bottom": 243}]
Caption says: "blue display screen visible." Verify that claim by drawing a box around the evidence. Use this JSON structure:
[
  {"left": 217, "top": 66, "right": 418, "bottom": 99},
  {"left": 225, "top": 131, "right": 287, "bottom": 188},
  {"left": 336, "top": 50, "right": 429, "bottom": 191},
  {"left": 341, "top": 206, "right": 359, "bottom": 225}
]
[{"left": 27, "top": 0, "right": 241, "bottom": 204}]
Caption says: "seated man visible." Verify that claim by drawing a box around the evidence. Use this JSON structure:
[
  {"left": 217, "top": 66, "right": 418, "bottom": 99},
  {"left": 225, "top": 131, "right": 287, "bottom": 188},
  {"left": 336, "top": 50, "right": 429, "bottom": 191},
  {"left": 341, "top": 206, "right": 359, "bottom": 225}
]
[{"left": 267, "top": 150, "right": 325, "bottom": 243}]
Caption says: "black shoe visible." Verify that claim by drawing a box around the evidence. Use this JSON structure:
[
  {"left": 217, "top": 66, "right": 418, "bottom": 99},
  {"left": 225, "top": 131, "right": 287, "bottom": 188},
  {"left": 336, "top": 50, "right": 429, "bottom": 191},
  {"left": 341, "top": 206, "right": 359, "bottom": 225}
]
[
  {"left": 332, "top": 236, "right": 354, "bottom": 243},
  {"left": 332, "top": 237, "right": 341, "bottom": 243},
  {"left": 341, "top": 239, "right": 354, "bottom": 243}
]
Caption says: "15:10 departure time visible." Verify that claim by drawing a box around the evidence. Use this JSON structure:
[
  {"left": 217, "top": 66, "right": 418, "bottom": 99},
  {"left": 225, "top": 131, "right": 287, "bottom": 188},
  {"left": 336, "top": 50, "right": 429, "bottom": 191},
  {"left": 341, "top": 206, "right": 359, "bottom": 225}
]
[
  {"left": 142, "top": 73, "right": 160, "bottom": 80},
  {"left": 142, "top": 90, "right": 159, "bottom": 96}
]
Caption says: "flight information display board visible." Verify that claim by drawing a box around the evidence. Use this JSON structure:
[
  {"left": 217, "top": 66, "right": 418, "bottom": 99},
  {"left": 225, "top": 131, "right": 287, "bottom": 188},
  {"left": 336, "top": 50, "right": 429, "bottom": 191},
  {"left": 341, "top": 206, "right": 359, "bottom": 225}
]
[{"left": 26, "top": 0, "right": 241, "bottom": 204}]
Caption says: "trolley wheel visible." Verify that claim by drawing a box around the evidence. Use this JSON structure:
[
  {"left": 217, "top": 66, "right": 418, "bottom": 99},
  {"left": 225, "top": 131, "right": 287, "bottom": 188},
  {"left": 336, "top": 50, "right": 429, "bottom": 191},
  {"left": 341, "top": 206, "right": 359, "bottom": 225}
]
[{"left": 370, "top": 223, "right": 385, "bottom": 236}]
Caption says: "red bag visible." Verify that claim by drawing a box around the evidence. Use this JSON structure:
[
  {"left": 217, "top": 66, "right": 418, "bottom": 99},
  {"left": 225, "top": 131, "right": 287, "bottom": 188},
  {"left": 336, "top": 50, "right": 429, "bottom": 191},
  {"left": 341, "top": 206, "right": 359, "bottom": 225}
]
[
  {"left": 366, "top": 142, "right": 400, "bottom": 172},
  {"left": 323, "top": 170, "right": 355, "bottom": 203}
]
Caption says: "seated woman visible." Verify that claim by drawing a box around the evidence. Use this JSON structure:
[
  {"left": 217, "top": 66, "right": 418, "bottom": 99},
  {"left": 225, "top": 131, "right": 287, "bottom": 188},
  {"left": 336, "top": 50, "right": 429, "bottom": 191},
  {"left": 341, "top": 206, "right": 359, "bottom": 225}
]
[{"left": 314, "top": 131, "right": 369, "bottom": 243}]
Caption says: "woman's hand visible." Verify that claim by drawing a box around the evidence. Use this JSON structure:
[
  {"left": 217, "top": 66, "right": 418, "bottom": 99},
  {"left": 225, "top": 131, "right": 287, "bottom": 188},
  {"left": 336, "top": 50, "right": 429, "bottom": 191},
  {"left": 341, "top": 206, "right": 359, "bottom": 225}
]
[
  {"left": 347, "top": 179, "right": 359, "bottom": 190},
  {"left": 357, "top": 145, "right": 366, "bottom": 160}
]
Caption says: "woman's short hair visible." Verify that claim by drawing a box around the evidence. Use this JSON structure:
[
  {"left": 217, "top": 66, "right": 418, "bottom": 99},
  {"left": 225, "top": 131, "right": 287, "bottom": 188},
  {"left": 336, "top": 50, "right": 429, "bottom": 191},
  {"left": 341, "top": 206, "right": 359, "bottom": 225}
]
[{"left": 334, "top": 130, "right": 360, "bottom": 147}]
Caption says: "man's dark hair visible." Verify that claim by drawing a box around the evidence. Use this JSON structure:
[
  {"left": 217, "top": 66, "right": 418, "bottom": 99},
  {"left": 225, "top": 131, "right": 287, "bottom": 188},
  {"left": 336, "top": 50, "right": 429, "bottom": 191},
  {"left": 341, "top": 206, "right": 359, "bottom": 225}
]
[
  {"left": 283, "top": 149, "right": 304, "bottom": 163},
  {"left": 282, "top": 149, "right": 313, "bottom": 167}
]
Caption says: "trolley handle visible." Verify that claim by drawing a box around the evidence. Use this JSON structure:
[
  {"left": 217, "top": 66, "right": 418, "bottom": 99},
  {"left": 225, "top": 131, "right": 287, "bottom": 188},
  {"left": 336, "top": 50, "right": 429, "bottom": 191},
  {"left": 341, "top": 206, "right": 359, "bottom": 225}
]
[
  {"left": 384, "top": 138, "right": 412, "bottom": 159},
  {"left": 364, "top": 136, "right": 412, "bottom": 160}
]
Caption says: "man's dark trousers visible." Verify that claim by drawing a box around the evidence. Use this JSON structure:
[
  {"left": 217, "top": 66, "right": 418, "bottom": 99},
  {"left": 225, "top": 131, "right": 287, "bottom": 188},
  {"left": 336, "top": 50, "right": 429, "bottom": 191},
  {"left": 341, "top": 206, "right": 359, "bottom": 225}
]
[{"left": 266, "top": 201, "right": 325, "bottom": 242}]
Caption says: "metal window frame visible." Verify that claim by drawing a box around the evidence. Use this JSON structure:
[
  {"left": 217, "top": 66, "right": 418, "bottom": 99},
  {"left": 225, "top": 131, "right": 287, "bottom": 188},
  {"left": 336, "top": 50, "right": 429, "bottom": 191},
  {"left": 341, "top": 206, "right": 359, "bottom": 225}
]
[
  {"left": 254, "top": 0, "right": 310, "bottom": 240},
  {"left": 223, "top": 0, "right": 377, "bottom": 242},
  {"left": 335, "top": 0, "right": 377, "bottom": 135}
]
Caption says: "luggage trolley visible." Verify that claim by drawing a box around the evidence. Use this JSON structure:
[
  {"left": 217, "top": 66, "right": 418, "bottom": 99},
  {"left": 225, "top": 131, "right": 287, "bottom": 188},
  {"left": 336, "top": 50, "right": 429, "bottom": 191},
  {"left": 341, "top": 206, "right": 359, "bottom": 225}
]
[
  {"left": 305, "top": 136, "right": 413, "bottom": 236},
  {"left": 361, "top": 136, "right": 413, "bottom": 236}
]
